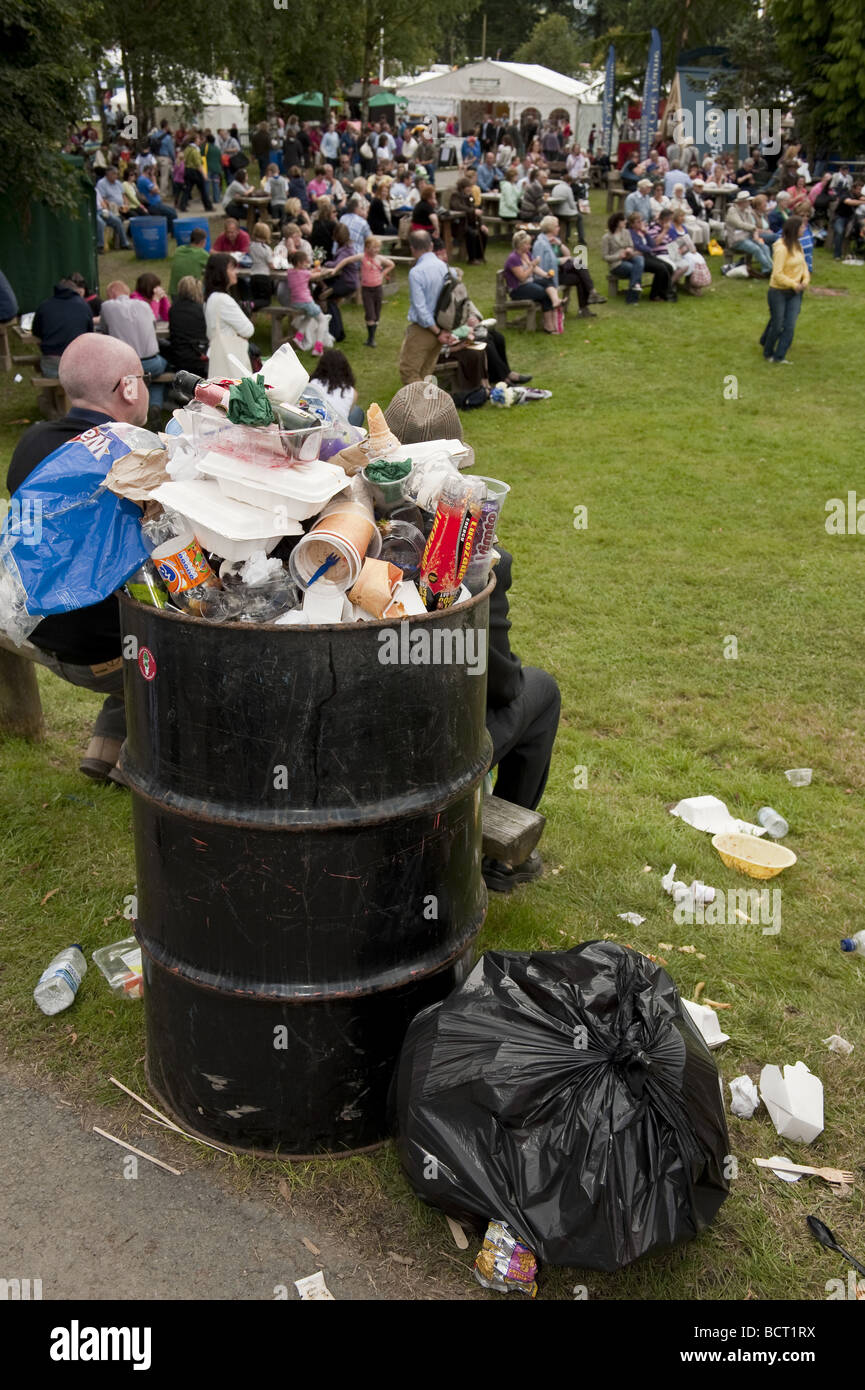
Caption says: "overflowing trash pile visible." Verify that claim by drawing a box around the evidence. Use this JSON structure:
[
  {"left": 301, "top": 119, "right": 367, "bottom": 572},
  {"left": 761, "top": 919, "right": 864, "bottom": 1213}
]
[{"left": 0, "top": 344, "right": 510, "bottom": 645}]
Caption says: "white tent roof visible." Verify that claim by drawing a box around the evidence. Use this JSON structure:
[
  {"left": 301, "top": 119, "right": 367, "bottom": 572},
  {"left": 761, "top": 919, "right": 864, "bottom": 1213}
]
[{"left": 398, "top": 60, "right": 600, "bottom": 102}]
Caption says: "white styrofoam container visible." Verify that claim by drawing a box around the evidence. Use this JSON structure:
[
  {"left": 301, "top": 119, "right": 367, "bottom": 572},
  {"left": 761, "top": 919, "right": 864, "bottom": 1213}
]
[
  {"left": 151, "top": 479, "right": 302, "bottom": 562},
  {"left": 195, "top": 451, "right": 349, "bottom": 521}
]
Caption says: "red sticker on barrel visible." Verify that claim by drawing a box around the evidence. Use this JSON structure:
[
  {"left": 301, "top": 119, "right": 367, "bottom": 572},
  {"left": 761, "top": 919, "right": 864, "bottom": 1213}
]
[{"left": 138, "top": 647, "right": 157, "bottom": 681}]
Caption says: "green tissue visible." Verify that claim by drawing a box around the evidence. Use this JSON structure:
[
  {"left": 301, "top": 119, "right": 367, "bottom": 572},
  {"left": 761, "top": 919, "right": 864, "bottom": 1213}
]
[
  {"left": 365, "top": 457, "right": 412, "bottom": 482},
  {"left": 227, "top": 375, "right": 275, "bottom": 427}
]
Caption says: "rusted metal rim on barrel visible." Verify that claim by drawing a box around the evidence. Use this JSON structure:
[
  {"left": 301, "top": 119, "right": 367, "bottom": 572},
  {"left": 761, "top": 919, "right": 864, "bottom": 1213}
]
[{"left": 143, "top": 1063, "right": 390, "bottom": 1161}]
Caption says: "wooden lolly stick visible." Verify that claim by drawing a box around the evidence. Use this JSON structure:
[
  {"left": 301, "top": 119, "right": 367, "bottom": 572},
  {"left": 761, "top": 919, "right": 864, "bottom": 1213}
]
[
  {"left": 92, "top": 1126, "right": 183, "bottom": 1175},
  {"left": 109, "top": 1074, "right": 232, "bottom": 1155}
]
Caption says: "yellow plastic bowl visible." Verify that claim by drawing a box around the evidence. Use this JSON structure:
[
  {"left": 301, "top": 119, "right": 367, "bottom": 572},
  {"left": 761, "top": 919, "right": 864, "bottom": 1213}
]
[{"left": 711, "top": 832, "right": 797, "bottom": 880}]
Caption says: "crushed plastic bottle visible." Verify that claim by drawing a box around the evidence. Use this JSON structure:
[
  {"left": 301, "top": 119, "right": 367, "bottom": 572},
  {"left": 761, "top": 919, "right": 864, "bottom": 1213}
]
[
  {"left": 840, "top": 930, "right": 865, "bottom": 954},
  {"left": 757, "top": 806, "right": 789, "bottom": 839},
  {"left": 34, "top": 945, "right": 86, "bottom": 1016}
]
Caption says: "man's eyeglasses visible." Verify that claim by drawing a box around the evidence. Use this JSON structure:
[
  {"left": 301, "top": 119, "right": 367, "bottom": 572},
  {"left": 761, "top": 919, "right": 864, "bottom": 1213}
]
[{"left": 111, "top": 372, "right": 152, "bottom": 393}]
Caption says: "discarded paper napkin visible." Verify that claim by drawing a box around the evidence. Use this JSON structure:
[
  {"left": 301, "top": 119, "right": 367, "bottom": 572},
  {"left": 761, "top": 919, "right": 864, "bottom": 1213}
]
[{"left": 728, "top": 1075, "right": 760, "bottom": 1118}]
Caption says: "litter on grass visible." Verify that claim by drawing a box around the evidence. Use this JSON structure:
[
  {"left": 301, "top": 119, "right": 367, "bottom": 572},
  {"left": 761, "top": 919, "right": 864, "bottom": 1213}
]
[
  {"left": 682, "top": 999, "right": 730, "bottom": 1048},
  {"left": 618, "top": 912, "right": 645, "bottom": 926},
  {"left": 729, "top": 1075, "right": 760, "bottom": 1118},
  {"left": 294, "top": 1271, "right": 335, "bottom": 1300},
  {"left": 759, "top": 1062, "right": 824, "bottom": 1144},
  {"left": 823, "top": 1035, "right": 854, "bottom": 1057},
  {"left": 670, "top": 795, "right": 766, "bottom": 837},
  {"left": 785, "top": 769, "right": 812, "bottom": 786}
]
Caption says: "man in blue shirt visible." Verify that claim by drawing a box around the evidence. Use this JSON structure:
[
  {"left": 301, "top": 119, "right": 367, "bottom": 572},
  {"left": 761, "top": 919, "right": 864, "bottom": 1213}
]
[
  {"left": 135, "top": 171, "right": 179, "bottom": 234},
  {"left": 476, "top": 151, "right": 500, "bottom": 193},
  {"left": 461, "top": 131, "right": 481, "bottom": 169},
  {"left": 95, "top": 168, "right": 131, "bottom": 248},
  {"left": 321, "top": 122, "right": 339, "bottom": 161},
  {"left": 397, "top": 231, "right": 458, "bottom": 384},
  {"left": 624, "top": 179, "right": 653, "bottom": 223},
  {"left": 339, "top": 197, "right": 371, "bottom": 254},
  {"left": 153, "top": 120, "right": 175, "bottom": 198}
]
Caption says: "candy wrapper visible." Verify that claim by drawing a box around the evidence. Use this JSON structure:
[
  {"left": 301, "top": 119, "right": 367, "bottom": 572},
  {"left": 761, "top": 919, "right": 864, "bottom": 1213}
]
[{"left": 474, "top": 1221, "right": 538, "bottom": 1297}]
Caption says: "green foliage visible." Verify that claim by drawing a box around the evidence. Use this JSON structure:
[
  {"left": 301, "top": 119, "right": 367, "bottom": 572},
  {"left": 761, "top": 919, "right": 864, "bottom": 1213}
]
[
  {"left": 0, "top": 0, "right": 94, "bottom": 215},
  {"left": 92, "top": 3, "right": 226, "bottom": 126},
  {"left": 701, "top": 9, "right": 791, "bottom": 114},
  {"left": 585, "top": 0, "right": 753, "bottom": 81},
  {"left": 771, "top": 0, "right": 865, "bottom": 148},
  {"left": 514, "top": 14, "right": 588, "bottom": 76}
]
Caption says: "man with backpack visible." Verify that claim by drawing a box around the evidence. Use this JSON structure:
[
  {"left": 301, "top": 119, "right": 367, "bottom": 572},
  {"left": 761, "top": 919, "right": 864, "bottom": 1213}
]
[
  {"left": 149, "top": 120, "right": 175, "bottom": 199},
  {"left": 397, "top": 231, "right": 459, "bottom": 384}
]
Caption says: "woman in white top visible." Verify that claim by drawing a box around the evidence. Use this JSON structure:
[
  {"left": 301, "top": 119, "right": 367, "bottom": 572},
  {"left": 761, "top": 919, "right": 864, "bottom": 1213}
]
[
  {"left": 203, "top": 253, "right": 254, "bottom": 377},
  {"left": 668, "top": 183, "right": 709, "bottom": 246}
]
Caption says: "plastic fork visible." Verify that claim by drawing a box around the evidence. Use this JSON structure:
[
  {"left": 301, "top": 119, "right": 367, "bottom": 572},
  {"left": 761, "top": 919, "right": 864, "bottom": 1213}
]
[{"left": 754, "top": 1158, "right": 855, "bottom": 1185}]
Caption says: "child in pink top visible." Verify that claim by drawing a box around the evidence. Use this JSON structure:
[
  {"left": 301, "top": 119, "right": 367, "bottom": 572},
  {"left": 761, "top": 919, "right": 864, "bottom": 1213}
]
[
  {"left": 360, "top": 235, "right": 394, "bottom": 347},
  {"left": 285, "top": 250, "right": 326, "bottom": 356}
]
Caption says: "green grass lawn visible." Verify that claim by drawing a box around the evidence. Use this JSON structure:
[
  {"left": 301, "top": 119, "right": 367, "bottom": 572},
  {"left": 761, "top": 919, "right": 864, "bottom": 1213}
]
[{"left": 1, "top": 202, "right": 864, "bottom": 1301}]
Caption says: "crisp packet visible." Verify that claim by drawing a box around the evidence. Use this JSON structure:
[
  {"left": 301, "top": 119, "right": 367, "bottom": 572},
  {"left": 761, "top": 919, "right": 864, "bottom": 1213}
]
[{"left": 473, "top": 1220, "right": 538, "bottom": 1297}]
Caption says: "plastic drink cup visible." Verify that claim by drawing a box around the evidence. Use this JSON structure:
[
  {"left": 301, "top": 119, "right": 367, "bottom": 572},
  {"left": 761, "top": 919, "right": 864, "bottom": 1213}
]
[
  {"left": 468, "top": 477, "right": 510, "bottom": 569},
  {"left": 289, "top": 505, "right": 382, "bottom": 591}
]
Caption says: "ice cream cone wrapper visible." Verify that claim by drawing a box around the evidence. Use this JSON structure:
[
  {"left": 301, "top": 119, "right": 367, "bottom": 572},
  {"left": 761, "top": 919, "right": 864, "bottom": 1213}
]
[
  {"left": 364, "top": 402, "right": 401, "bottom": 460},
  {"left": 348, "top": 557, "right": 405, "bottom": 619}
]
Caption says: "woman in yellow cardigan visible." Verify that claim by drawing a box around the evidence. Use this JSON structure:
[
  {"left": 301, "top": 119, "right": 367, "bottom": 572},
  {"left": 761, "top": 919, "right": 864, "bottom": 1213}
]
[{"left": 760, "top": 216, "right": 810, "bottom": 364}]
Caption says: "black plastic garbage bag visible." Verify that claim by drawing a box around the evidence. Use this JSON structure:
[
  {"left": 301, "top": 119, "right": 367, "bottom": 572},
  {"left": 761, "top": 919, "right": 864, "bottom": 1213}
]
[{"left": 394, "top": 942, "right": 730, "bottom": 1271}]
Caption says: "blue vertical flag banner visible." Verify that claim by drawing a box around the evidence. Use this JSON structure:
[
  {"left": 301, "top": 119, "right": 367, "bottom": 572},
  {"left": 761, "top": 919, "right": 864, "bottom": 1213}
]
[
  {"left": 639, "top": 28, "right": 662, "bottom": 160},
  {"left": 601, "top": 44, "right": 616, "bottom": 157}
]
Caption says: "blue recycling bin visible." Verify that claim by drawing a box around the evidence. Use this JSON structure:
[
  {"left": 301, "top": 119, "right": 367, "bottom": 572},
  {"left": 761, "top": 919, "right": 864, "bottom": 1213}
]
[
  {"left": 173, "top": 217, "right": 211, "bottom": 250},
  {"left": 131, "top": 216, "right": 168, "bottom": 260}
]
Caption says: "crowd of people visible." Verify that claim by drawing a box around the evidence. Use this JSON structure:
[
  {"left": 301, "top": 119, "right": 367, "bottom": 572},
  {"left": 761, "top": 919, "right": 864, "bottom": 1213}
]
[{"left": 25, "top": 107, "right": 862, "bottom": 426}]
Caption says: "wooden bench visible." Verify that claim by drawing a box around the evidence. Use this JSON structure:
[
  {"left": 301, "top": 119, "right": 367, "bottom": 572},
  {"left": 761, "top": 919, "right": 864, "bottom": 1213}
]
[
  {"left": 722, "top": 246, "right": 756, "bottom": 273},
  {"left": 31, "top": 370, "right": 174, "bottom": 420},
  {"left": 0, "top": 630, "right": 50, "bottom": 740},
  {"left": 606, "top": 182, "right": 627, "bottom": 216},
  {"left": 433, "top": 357, "right": 460, "bottom": 392},
  {"left": 494, "top": 269, "right": 538, "bottom": 331},
  {"left": 0, "top": 319, "right": 15, "bottom": 371},
  {"left": 31, "top": 375, "right": 68, "bottom": 419},
  {"left": 606, "top": 268, "right": 657, "bottom": 298},
  {"left": 481, "top": 795, "right": 545, "bottom": 868}
]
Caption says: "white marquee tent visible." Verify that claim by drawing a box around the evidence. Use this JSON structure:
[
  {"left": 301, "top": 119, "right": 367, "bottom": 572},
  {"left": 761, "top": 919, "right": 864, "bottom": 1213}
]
[
  {"left": 155, "top": 79, "right": 249, "bottom": 139},
  {"left": 396, "top": 60, "right": 604, "bottom": 145}
]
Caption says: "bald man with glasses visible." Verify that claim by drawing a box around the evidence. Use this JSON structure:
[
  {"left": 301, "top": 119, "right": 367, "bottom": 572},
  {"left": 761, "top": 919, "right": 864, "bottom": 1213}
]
[{"left": 6, "top": 334, "right": 151, "bottom": 783}]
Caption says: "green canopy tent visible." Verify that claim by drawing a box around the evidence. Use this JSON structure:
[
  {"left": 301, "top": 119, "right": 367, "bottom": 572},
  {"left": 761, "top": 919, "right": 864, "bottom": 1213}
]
[
  {"left": 367, "top": 91, "right": 408, "bottom": 108},
  {"left": 282, "top": 91, "right": 324, "bottom": 111}
]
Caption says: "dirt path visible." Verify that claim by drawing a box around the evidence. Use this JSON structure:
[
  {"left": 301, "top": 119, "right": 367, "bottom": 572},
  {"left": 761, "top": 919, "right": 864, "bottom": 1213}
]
[{"left": 0, "top": 1062, "right": 479, "bottom": 1301}]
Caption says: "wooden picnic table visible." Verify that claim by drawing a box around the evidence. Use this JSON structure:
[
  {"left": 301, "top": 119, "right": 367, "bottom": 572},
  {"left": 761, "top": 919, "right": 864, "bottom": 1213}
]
[
  {"left": 437, "top": 208, "right": 465, "bottom": 259},
  {"left": 235, "top": 193, "right": 272, "bottom": 235},
  {"left": 699, "top": 185, "right": 739, "bottom": 220}
]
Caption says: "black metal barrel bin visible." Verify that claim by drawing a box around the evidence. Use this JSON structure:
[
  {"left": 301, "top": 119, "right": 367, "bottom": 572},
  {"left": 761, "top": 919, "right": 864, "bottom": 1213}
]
[{"left": 119, "top": 585, "right": 492, "bottom": 1156}]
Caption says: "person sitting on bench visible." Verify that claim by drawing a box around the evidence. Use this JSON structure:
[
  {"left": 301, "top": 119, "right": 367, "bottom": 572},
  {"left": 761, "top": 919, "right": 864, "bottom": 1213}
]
[
  {"left": 384, "top": 382, "right": 561, "bottom": 892},
  {"left": 32, "top": 278, "right": 94, "bottom": 377},
  {"left": 6, "top": 335, "right": 152, "bottom": 784}
]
